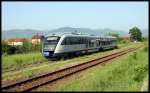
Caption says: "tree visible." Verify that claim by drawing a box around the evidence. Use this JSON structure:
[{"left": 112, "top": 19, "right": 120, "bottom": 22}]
[
  {"left": 2, "top": 40, "right": 10, "bottom": 55},
  {"left": 129, "top": 27, "right": 142, "bottom": 42},
  {"left": 22, "top": 40, "right": 31, "bottom": 53},
  {"left": 8, "top": 46, "right": 17, "bottom": 54},
  {"left": 2, "top": 40, "right": 21, "bottom": 55}
]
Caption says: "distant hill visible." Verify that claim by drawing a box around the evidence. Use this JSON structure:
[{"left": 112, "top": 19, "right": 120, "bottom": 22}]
[
  {"left": 46, "top": 27, "right": 96, "bottom": 35},
  {"left": 2, "top": 27, "right": 148, "bottom": 40},
  {"left": 47, "top": 27, "right": 129, "bottom": 36},
  {"left": 2, "top": 29, "right": 46, "bottom": 40}
]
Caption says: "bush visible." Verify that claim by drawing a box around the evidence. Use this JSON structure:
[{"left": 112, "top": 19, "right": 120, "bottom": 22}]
[
  {"left": 15, "top": 46, "right": 24, "bottom": 53},
  {"left": 2, "top": 41, "right": 11, "bottom": 55},
  {"left": 7, "top": 46, "right": 17, "bottom": 54},
  {"left": 133, "top": 64, "right": 148, "bottom": 82}
]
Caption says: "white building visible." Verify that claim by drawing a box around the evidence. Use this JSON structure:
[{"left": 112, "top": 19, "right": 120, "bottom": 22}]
[
  {"left": 31, "top": 34, "right": 44, "bottom": 44},
  {"left": 7, "top": 37, "right": 26, "bottom": 46}
]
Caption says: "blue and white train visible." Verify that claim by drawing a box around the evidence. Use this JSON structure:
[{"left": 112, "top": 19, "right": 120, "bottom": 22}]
[{"left": 42, "top": 32, "right": 117, "bottom": 58}]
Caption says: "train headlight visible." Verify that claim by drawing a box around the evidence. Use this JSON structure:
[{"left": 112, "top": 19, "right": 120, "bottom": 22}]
[{"left": 43, "top": 52, "right": 49, "bottom": 56}]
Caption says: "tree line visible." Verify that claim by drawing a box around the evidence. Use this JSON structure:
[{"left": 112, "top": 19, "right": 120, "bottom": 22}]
[
  {"left": 108, "top": 26, "right": 146, "bottom": 43},
  {"left": 2, "top": 40, "right": 42, "bottom": 55},
  {"left": 2, "top": 26, "right": 147, "bottom": 55}
]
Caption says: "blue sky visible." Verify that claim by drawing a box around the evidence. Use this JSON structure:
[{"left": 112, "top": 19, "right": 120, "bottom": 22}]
[{"left": 2, "top": 1, "right": 148, "bottom": 32}]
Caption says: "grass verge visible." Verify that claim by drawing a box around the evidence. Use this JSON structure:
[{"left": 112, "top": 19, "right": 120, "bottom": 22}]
[
  {"left": 2, "top": 42, "right": 143, "bottom": 83},
  {"left": 2, "top": 52, "right": 48, "bottom": 70},
  {"left": 50, "top": 44, "right": 148, "bottom": 91}
]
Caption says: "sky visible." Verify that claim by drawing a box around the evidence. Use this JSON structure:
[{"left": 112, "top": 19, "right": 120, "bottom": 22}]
[{"left": 2, "top": 1, "right": 148, "bottom": 32}]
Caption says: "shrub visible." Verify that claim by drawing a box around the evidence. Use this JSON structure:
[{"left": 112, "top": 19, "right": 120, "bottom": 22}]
[
  {"left": 133, "top": 64, "right": 148, "bottom": 82},
  {"left": 7, "top": 46, "right": 17, "bottom": 54}
]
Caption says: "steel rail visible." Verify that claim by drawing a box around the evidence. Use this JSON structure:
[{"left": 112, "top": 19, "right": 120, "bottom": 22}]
[{"left": 1, "top": 46, "right": 141, "bottom": 92}]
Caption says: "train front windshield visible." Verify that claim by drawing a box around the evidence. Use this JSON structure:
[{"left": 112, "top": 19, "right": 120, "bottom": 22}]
[{"left": 43, "top": 36, "right": 60, "bottom": 51}]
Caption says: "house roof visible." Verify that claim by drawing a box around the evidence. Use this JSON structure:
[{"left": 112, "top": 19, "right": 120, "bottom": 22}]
[
  {"left": 32, "top": 34, "right": 44, "bottom": 39},
  {"left": 8, "top": 37, "right": 26, "bottom": 42}
]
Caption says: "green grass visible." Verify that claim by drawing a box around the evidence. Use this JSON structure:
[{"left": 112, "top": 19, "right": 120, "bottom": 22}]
[
  {"left": 2, "top": 52, "right": 48, "bottom": 70},
  {"left": 2, "top": 42, "right": 143, "bottom": 83},
  {"left": 1, "top": 42, "right": 135, "bottom": 71},
  {"left": 51, "top": 44, "right": 148, "bottom": 91}
]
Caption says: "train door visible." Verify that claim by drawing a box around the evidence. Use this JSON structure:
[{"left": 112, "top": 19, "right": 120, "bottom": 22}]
[{"left": 96, "top": 39, "right": 100, "bottom": 47}]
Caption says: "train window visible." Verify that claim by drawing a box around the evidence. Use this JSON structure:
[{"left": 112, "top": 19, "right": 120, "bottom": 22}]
[
  {"left": 79, "top": 37, "right": 82, "bottom": 44},
  {"left": 65, "top": 37, "right": 69, "bottom": 45},
  {"left": 81, "top": 37, "right": 84, "bottom": 44},
  {"left": 85, "top": 38, "right": 88, "bottom": 48},
  {"left": 61, "top": 37, "right": 82, "bottom": 45},
  {"left": 85, "top": 38, "right": 88, "bottom": 44},
  {"left": 89, "top": 38, "right": 94, "bottom": 47},
  {"left": 82, "top": 37, "right": 85, "bottom": 44},
  {"left": 61, "top": 37, "right": 117, "bottom": 45},
  {"left": 71, "top": 37, "right": 79, "bottom": 44},
  {"left": 61, "top": 37, "right": 70, "bottom": 45},
  {"left": 44, "top": 36, "right": 60, "bottom": 45},
  {"left": 61, "top": 38, "right": 67, "bottom": 45}
]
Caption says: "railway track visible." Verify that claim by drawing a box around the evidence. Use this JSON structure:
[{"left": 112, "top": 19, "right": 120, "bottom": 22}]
[{"left": 1, "top": 47, "right": 141, "bottom": 92}]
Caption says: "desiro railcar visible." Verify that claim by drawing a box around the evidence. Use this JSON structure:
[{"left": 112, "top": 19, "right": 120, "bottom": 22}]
[{"left": 42, "top": 32, "right": 117, "bottom": 58}]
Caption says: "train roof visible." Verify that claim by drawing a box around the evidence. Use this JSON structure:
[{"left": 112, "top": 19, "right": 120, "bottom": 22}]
[{"left": 45, "top": 32, "right": 116, "bottom": 39}]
